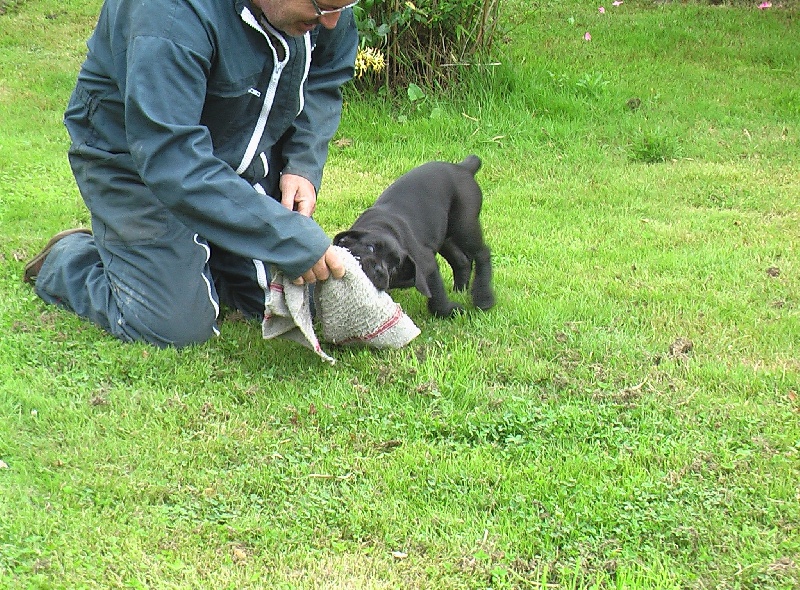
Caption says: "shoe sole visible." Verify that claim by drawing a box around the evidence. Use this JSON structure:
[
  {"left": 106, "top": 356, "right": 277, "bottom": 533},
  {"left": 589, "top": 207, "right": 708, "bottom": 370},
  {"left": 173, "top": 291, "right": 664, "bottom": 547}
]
[{"left": 23, "top": 228, "right": 92, "bottom": 284}]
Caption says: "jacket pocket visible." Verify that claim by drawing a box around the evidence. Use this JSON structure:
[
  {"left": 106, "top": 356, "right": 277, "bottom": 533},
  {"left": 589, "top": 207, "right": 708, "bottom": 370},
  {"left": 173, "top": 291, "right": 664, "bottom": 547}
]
[{"left": 201, "top": 74, "right": 264, "bottom": 147}]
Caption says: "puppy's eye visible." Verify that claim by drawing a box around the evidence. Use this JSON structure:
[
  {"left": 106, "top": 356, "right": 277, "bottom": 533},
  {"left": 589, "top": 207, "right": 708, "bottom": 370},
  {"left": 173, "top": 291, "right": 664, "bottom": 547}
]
[{"left": 366, "top": 245, "right": 375, "bottom": 253}]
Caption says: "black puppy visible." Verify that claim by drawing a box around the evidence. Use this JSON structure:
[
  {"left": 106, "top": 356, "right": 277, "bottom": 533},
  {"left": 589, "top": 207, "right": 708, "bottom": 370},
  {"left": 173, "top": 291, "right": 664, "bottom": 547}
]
[{"left": 334, "top": 155, "right": 495, "bottom": 318}]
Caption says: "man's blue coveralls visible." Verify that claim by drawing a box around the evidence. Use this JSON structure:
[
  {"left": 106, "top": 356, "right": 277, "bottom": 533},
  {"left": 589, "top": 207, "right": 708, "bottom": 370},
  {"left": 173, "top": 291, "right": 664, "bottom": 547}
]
[{"left": 34, "top": 0, "right": 358, "bottom": 347}]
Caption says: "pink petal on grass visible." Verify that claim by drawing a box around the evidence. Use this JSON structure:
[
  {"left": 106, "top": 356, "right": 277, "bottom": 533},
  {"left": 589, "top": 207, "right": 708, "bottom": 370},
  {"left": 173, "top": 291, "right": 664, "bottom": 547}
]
[
  {"left": 599, "top": 6, "right": 606, "bottom": 13},
  {"left": 758, "top": 1, "right": 771, "bottom": 7},
  {"left": 612, "top": 1, "right": 623, "bottom": 5},
  {"left": 584, "top": 31, "right": 592, "bottom": 41}
]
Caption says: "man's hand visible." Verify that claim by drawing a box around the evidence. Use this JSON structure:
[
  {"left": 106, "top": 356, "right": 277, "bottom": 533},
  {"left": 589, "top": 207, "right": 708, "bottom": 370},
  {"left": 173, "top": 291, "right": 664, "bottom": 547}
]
[
  {"left": 280, "top": 174, "right": 317, "bottom": 217},
  {"left": 293, "top": 246, "right": 345, "bottom": 285}
]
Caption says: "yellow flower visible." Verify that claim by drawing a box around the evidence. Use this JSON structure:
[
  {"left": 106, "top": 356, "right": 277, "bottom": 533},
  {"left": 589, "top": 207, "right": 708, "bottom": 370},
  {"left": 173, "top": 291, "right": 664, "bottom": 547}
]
[{"left": 354, "top": 47, "right": 386, "bottom": 78}]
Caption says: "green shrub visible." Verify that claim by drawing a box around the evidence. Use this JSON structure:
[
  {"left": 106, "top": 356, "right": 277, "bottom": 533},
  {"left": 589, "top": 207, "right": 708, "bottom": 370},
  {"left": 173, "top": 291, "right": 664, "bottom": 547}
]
[{"left": 352, "top": 0, "right": 502, "bottom": 94}]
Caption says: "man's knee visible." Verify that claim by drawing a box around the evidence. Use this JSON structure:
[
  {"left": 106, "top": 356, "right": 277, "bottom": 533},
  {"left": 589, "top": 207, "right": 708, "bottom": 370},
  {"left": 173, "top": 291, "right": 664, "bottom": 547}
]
[
  {"left": 111, "top": 309, "right": 219, "bottom": 348},
  {"left": 110, "top": 291, "right": 220, "bottom": 348}
]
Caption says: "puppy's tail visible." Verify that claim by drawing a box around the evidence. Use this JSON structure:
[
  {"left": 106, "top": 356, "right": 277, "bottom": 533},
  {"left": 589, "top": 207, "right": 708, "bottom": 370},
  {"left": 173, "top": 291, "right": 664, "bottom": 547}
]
[{"left": 459, "top": 154, "right": 482, "bottom": 176}]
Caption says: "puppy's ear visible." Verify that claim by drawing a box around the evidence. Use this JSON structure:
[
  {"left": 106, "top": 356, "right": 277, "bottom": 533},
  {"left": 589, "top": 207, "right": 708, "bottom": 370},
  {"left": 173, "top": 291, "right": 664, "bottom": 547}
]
[
  {"left": 381, "top": 244, "right": 402, "bottom": 269},
  {"left": 411, "top": 258, "right": 432, "bottom": 297},
  {"left": 333, "top": 230, "right": 364, "bottom": 247},
  {"left": 402, "top": 242, "right": 433, "bottom": 298}
]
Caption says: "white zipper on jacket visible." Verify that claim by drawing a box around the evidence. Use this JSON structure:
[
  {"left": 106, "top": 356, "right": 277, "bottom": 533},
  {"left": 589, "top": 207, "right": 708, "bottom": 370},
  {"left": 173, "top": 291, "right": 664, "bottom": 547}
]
[
  {"left": 192, "top": 233, "right": 221, "bottom": 333},
  {"left": 298, "top": 34, "right": 311, "bottom": 116},
  {"left": 236, "top": 8, "right": 311, "bottom": 175}
]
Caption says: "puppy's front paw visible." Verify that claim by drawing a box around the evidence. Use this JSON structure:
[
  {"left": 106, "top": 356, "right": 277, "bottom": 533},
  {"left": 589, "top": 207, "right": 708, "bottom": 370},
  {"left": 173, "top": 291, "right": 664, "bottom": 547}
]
[
  {"left": 428, "top": 299, "right": 465, "bottom": 319},
  {"left": 472, "top": 287, "right": 495, "bottom": 311}
]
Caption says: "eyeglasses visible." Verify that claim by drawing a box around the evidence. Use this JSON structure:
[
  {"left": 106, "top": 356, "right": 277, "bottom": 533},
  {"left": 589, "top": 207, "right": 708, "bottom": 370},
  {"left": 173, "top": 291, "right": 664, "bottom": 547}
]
[{"left": 309, "top": 0, "right": 359, "bottom": 16}]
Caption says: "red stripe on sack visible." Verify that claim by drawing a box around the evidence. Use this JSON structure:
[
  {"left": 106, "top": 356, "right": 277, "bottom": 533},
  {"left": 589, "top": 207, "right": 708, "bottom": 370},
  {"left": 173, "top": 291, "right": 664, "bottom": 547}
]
[{"left": 338, "top": 305, "right": 403, "bottom": 345}]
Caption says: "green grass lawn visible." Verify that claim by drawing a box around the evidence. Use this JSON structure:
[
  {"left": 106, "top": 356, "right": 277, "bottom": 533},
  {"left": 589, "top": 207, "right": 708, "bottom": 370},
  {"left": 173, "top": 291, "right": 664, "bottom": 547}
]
[{"left": 1, "top": 0, "right": 798, "bottom": 588}]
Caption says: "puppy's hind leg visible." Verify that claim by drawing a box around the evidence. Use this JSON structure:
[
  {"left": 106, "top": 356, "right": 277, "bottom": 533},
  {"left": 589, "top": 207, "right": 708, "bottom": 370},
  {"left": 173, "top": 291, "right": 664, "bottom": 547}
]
[
  {"left": 470, "top": 246, "right": 495, "bottom": 311},
  {"left": 439, "top": 238, "right": 472, "bottom": 292}
]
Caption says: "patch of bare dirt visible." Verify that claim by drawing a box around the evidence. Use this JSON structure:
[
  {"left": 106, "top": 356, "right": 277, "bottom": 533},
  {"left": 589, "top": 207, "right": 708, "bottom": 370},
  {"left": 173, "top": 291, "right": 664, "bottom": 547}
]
[{"left": 668, "top": 337, "right": 694, "bottom": 359}]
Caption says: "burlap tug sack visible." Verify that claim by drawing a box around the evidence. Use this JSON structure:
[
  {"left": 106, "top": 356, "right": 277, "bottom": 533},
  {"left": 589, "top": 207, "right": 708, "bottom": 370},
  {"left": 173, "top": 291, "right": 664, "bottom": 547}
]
[{"left": 262, "top": 246, "right": 420, "bottom": 363}]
